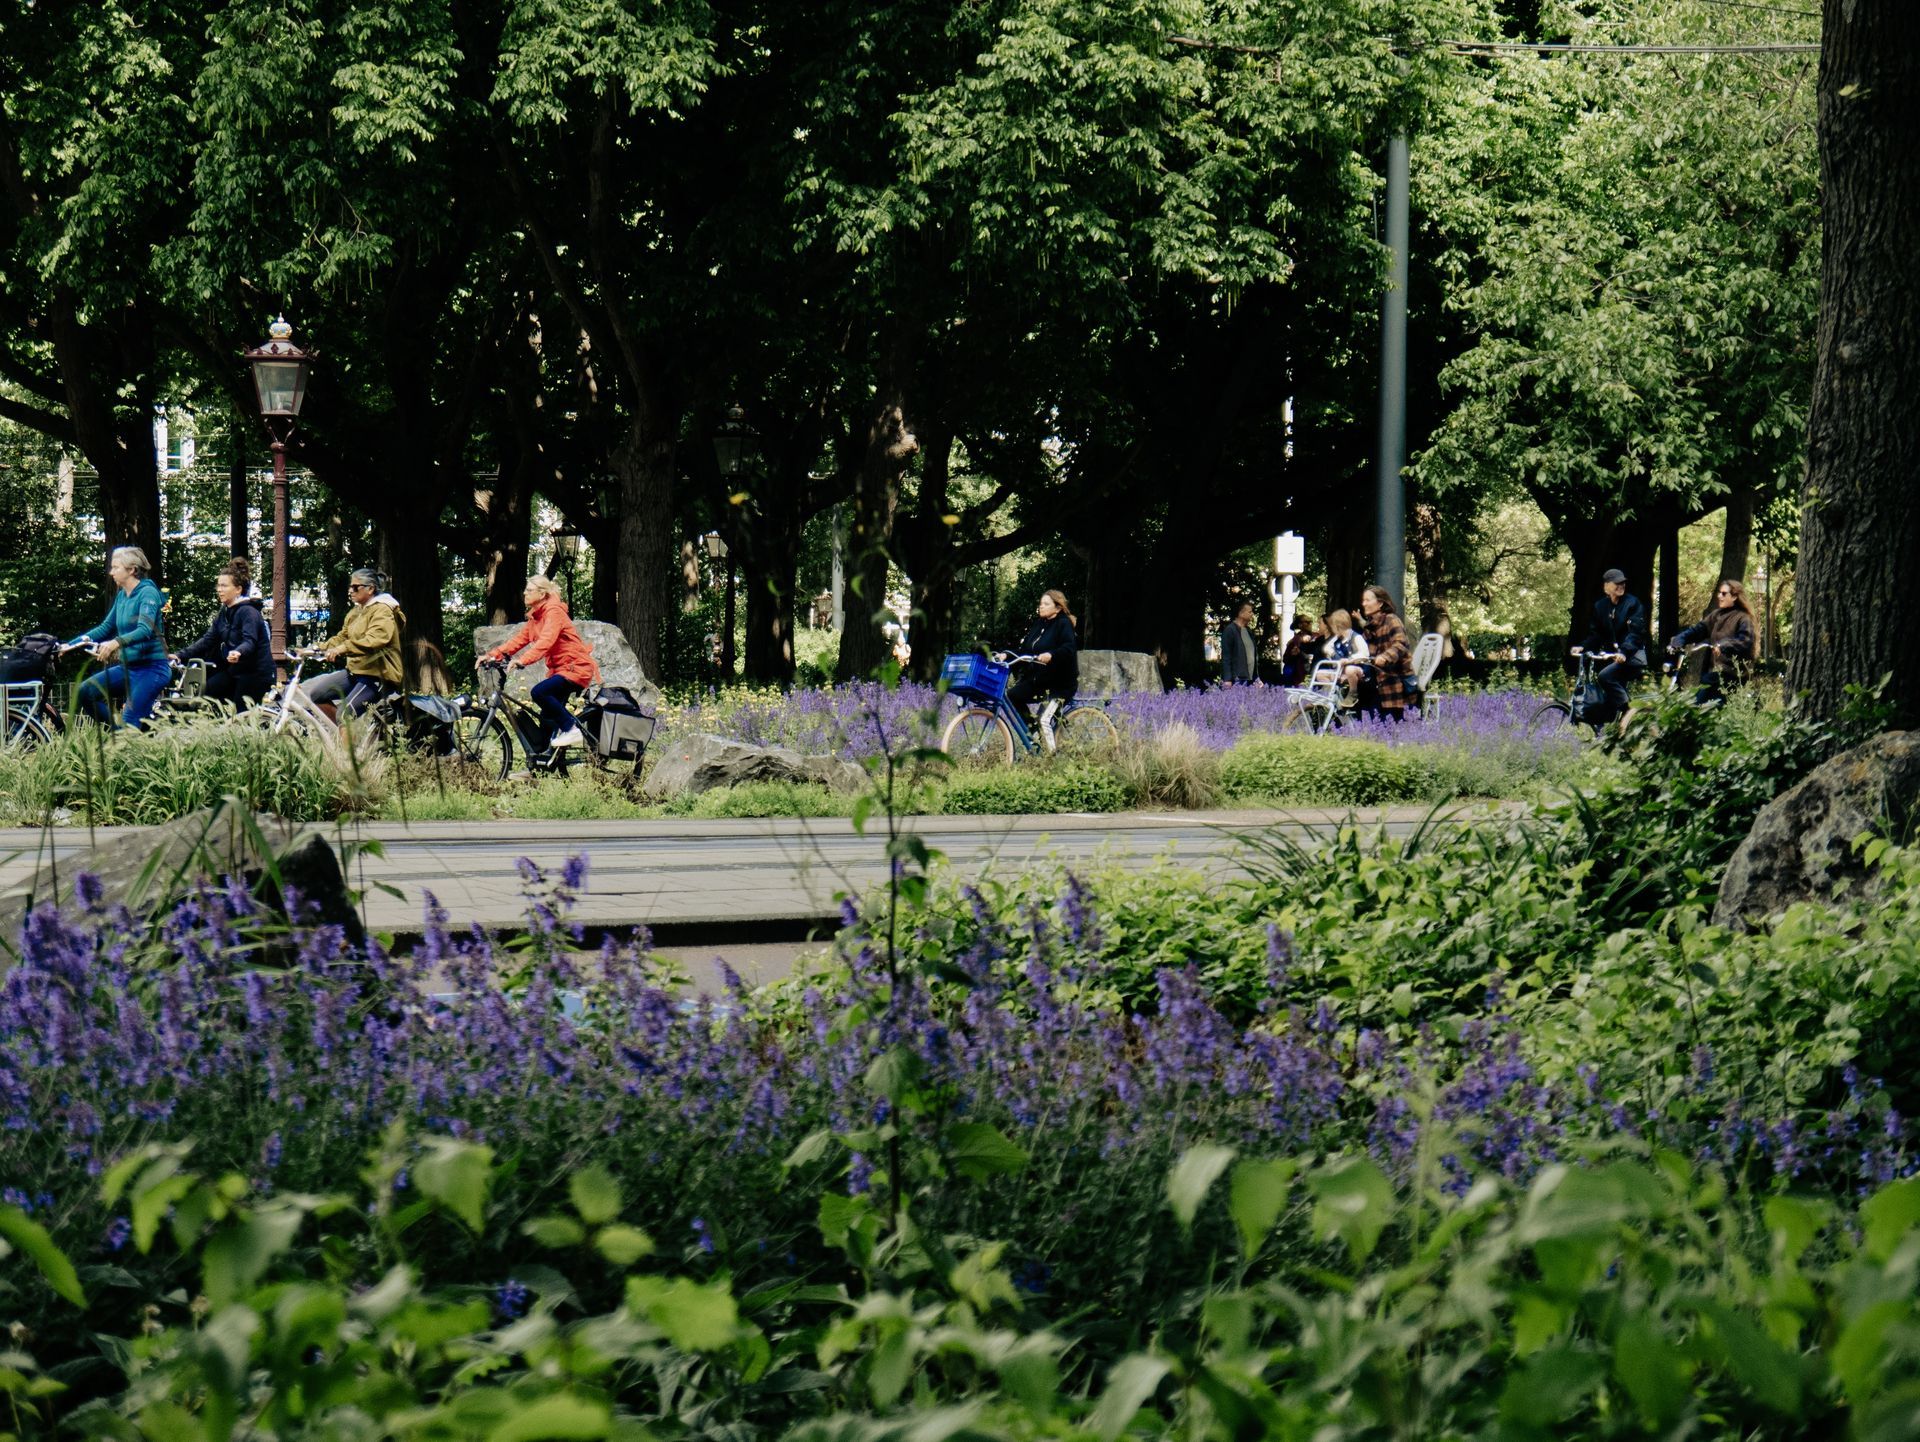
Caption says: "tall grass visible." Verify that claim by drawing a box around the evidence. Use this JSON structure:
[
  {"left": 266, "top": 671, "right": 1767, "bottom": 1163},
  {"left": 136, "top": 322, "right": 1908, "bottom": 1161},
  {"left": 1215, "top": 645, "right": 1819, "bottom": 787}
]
[{"left": 0, "top": 722, "right": 376, "bottom": 825}]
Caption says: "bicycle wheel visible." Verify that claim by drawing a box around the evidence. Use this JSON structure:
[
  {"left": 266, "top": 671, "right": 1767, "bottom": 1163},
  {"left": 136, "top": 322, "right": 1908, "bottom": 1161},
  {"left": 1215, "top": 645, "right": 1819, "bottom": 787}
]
[
  {"left": 451, "top": 707, "right": 515, "bottom": 782},
  {"left": 4, "top": 710, "right": 52, "bottom": 750},
  {"left": 1523, "top": 699, "right": 1573, "bottom": 739},
  {"left": 941, "top": 706, "right": 1015, "bottom": 766},
  {"left": 1053, "top": 704, "right": 1118, "bottom": 756},
  {"left": 1279, "top": 695, "right": 1334, "bottom": 734}
]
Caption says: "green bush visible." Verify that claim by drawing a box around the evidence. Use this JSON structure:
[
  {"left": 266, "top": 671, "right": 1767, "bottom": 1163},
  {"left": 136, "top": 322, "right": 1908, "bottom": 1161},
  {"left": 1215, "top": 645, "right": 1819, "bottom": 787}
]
[
  {"left": 1219, "top": 732, "right": 1437, "bottom": 805},
  {"left": 943, "top": 761, "right": 1129, "bottom": 814},
  {"left": 689, "top": 779, "right": 856, "bottom": 818}
]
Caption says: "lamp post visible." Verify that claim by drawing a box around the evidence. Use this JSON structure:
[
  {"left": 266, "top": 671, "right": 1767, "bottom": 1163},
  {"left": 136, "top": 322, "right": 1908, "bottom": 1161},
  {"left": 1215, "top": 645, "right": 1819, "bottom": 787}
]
[{"left": 244, "top": 317, "right": 312, "bottom": 669}]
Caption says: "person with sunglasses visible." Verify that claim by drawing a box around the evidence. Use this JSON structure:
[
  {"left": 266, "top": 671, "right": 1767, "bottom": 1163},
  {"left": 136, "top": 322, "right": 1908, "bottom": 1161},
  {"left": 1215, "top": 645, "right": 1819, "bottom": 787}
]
[
  {"left": 1668, "top": 578, "right": 1757, "bottom": 705},
  {"left": 301, "top": 567, "right": 406, "bottom": 717}
]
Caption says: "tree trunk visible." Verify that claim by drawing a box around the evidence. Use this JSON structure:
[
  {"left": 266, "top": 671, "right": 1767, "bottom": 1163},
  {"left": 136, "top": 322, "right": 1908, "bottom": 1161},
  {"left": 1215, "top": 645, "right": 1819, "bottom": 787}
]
[
  {"left": 377, "top": 501, "right": 451, "bottom": 692},
  {"left": 1718, "top": 484, "right": 1754, "bottom": 584},
  {"left": 1409, "top": 500, "right": 1449, "bottom": 629},
  {"left": 613, "top": 430, "right": 676, "bottom": 685},
  {"left": 1787, "top": 2, "right": 1920, "bottom": 723},
  {"left": 1322, "top": 525, "right": 1370, "bottom": 624},
  {"left": 1657, "top": 520, "right": 1680, "bottom": 645},
  {"left": 479, "top": 462, "right": 536, "bottom": 625},
  {"left": 898, "top": 427, "right": 957, "bottom": 683},
  {"left": 93, "top": 414, "right": 164, "bottom": 584},
  {"left": 834, "top": 381, "right": 916, "bottom": 682},
  {"left": 589, "top": 520, "right": 619, "bottom": 624}
]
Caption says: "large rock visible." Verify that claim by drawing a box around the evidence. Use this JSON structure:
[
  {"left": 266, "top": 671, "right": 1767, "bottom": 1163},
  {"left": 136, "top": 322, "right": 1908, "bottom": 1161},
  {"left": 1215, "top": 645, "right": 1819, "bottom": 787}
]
[
  {"left": 645, "top": 732, "right": 866, "bottom": 800},
  {"left": 0, "top": 802, "right": 363, "bottom": 964},
  {"left": 1715, "top": 731, "right": 1920, "bottom": 930},
  {"left": 472, "top": 621, "right": 659, "bottom": 709},
  {"left": 1078, "top": 649, "right": 1161, "bottom": 697}
]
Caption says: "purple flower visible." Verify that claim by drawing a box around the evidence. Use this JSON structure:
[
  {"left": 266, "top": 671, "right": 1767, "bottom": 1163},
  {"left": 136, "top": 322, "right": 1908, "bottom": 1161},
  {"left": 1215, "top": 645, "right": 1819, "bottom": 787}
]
[
  {"left": 493, "top": 1279, "right": 532, "bottom": 1324},
  {"left": 102, "top": 1216, "right": 131, "bottom": 1251}
]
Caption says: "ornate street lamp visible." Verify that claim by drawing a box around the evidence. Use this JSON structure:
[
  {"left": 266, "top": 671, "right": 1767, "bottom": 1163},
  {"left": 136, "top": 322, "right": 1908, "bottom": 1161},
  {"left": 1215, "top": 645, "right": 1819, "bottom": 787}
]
[{"left": 244, "top": 316, "right": 313, "bottom": 667}]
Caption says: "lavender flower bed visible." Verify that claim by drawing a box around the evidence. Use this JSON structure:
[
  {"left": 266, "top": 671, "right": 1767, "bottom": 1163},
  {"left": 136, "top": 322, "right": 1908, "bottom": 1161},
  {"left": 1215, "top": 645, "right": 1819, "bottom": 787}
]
[
  {"left": 6, "top": 856, "right": 1908, "bottom": 1289},
  {"left": 1110, "top": 685, "right": 1575, "bottom": 755},
  {"left": 658, "top": 681, "right": 945, "bottom": 762}
]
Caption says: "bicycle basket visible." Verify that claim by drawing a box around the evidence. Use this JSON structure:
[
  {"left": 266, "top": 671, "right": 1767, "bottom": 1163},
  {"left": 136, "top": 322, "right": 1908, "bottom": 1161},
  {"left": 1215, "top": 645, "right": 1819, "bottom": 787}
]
[
  {"left": 0, "top": 633, "right": 60, "bottom": 684},
  {"left": 941, "top": 653, "right": 1008, "bottom": 705},
  {"left": 1569, "top": 680, "right": 1606, "bottom": 724}
]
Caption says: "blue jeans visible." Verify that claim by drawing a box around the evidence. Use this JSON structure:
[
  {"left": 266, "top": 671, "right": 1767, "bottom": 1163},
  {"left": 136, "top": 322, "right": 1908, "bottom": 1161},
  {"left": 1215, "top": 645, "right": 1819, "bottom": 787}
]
[
  {"left": 531, "top": 675, "right": 583, "bottom": 749},
  {"left": 78, "top": 659, "right": 172, "bottom": 730}
]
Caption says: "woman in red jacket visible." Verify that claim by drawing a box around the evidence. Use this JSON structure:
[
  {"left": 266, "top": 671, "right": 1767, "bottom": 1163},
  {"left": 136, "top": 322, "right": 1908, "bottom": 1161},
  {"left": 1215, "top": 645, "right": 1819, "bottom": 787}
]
[{"left": 481, "top": 577, "right": 601, "bottom": 753}]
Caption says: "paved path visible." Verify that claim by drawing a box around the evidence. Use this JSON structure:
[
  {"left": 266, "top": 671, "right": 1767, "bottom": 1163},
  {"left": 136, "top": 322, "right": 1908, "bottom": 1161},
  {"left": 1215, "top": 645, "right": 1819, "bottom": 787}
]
[{"left": 0, "top": 805, "right": 1507, "bottom": 938}]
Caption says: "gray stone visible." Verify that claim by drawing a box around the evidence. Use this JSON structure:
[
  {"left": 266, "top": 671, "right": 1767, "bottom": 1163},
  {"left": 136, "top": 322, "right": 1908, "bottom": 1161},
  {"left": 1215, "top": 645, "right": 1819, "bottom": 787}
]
[
  {"left": 1714, "top": 731, "right": 1920, "bottom": 930},
  {"left": 472, "top": 620, "right": 659, "bottom": 709},
  {"left": 1078, "top": 649, "right": 1162, "bottom": 697},
  {"left": 644, "top": 732, "right": 867, "bottom": 800},
  {"left": 0, "top": 801, "right": 364, "bottom": 964}
]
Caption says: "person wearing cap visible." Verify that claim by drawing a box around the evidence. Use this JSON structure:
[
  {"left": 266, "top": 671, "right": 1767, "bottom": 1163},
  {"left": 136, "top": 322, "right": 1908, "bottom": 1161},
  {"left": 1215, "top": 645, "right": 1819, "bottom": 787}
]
[
  {"left": 301, "top": 567, "right": 407, "bottom": 717},
  {"left": 1573, "top": 567, "right": 1648, "bottom": 724}
]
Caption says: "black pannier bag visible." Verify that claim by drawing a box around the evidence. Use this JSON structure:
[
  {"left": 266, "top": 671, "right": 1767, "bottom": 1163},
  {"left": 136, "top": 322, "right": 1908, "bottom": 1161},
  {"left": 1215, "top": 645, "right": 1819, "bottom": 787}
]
[
  {"left": 580, "top": 685, "right": 656, "bottom": 762},
  {"left": 0, "top": 633, "right": 61, "bottom": 685}
]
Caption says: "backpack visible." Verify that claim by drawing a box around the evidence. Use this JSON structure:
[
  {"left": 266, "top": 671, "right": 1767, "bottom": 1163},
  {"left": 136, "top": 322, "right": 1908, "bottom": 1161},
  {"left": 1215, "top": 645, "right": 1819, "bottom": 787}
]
[
  {"left": 0, "top": 633, "right": 60, "bottom": 685},
  {"left": 580, "top": 685, "right": 656, "bottom": 762}
]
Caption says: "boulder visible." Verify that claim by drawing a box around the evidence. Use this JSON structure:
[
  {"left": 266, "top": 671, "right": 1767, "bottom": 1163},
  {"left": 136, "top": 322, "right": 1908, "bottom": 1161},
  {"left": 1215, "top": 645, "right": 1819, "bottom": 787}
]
[
  {"left": 0, "top": 802, "right": 364, "bottom": 964},
  {"left": 472, "top": 621, "right": 659, "bottom": 709},
  {"left": 644, "top": 732, "right": 866, "bottom": 800},
  {"left": 1077, "top": 649, "right": 1162, "bottom": 697},
  {"left": 1714, "top": 731, "right": 1920, "bottom": 930}
]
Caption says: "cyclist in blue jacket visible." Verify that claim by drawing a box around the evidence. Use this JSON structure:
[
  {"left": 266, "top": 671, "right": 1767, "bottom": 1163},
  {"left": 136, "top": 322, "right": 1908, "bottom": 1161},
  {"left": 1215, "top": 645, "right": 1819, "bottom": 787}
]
[{"left": 64, "top": 546, "right": 170, "bottom": 730}]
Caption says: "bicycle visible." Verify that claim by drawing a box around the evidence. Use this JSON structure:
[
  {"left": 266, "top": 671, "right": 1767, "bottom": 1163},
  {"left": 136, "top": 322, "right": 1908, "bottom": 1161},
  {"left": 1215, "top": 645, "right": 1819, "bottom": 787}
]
[
  {"left": 938, "top": 653, "right": 1119, "bottom": 764},
  {"left": 467, "top": 661, "right": 657, "bottom": 784},
  {"left": 1524, "top": 650, "right": 1632, "bottom": 736}
]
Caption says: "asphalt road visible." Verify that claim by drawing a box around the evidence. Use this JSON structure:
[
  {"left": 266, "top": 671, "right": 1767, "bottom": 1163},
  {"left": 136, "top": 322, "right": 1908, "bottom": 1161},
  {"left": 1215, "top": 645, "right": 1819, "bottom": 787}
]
[{"left": 0, "top": 806, "right": 1480, "bottom": 943}]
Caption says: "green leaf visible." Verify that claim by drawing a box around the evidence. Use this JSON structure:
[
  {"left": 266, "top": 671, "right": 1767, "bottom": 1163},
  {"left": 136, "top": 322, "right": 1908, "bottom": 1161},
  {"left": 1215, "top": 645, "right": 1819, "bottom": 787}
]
[
  {"left": 1228, "top": 1157, "right": 1295, "bottom": 1257},
  {"left": 1499, "top": 1346, "right": 1606, "bottom": 1426},
  {"left": 1764, "top": 1195, "right": 1825, "bottom": 1266},
  {"left": 416, "top": 1138, "right": 494, "bottom": 1234},
  {"left": 486, "top": 1392, "right": 612, "bottom": 1442},
  {"left": 1309, "top": 1156, "right": 1395, "bottom": 1266},
  {"left": 1696, "top": 1303, "right": 1801, "bottom": 1415},
  {"left": 946, "top": 1122, "right": 1029, "bottom": 1180},
  {"left": 1167, "top": 1143, "right": 1236, "bottom": 1230},
  {"left": 1612, "top": 1313, "right": 1691, "bottom": 1427},
  {"left": 783, "top": 1129, "right": 833, "bottom": 1170},
  {"left": 1860, "top": 1177, "right": 1920, "bottom": 1262},
  {"left": 868, "top": 1328, "right": 914, "bottom": 1407},
  {"left": 1089, "top": 1354, "right": 1171, "bottom": 1442},
  {"left": 625, "top": 1276, "right": 739, "bottom": 1351},
  {"left": 523, "top": 1215, "right": 587, "bottom": 1249},
  {"left": 203, "top": 1207, "right": 303, "bottom": 1307},
  {"left": 568, "top": 1165, "right": 622, "bottom": 1226},
  {"left": 594, "top": 1225, "right": 654, "bottom": 1266},
  {"left": 0, "top": 1206, "right": 84, "bottom": 1306}
]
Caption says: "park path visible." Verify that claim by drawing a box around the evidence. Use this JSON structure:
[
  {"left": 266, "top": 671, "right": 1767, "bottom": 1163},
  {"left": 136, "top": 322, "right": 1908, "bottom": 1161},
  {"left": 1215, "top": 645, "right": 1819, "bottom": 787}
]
[{"left": 0, "top": 805, "right": 1516, "bottom": 984}]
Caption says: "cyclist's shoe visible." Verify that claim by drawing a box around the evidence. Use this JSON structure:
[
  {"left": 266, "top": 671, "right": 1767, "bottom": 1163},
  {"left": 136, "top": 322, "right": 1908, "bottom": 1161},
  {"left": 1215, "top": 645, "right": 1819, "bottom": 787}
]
[
  {"left": 550, "top": 725, "right": 584, "bottom": 748},
  {"left": 532, "top": 748, "right": 563, "bottom": 770}
]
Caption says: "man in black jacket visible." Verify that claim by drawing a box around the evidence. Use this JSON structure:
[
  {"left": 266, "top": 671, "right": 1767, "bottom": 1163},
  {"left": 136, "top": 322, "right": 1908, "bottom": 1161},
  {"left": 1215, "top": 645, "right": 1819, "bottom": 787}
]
[
  {"left": 1575, "top": 568, "right": 1647, "bottom": 724},
  {"left": 175, "top": 561, "right": 275, "bottom": 709}
]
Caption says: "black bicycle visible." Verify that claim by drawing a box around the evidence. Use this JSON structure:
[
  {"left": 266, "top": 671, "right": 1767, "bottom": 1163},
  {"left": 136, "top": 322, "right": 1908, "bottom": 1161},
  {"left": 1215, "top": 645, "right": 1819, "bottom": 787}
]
[{"left": 469, "top": 661, "right": 655, "bottom": 783}]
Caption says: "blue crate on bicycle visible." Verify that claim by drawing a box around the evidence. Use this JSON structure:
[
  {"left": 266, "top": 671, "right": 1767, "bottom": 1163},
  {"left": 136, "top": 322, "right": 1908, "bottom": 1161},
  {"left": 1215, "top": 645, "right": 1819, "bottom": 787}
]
[{"left": 941, "top": 653, "right": 1008, "bottom": 705}]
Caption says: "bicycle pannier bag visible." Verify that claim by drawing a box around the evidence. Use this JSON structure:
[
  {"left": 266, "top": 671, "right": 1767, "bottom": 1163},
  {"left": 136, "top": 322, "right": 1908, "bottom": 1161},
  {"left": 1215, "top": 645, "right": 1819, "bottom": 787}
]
[
  {"left": 581, "top": 686, "right": 656, "bottom": 762},
  {"left": 0, "top": 633, "right": 60, "bottom": 684}
]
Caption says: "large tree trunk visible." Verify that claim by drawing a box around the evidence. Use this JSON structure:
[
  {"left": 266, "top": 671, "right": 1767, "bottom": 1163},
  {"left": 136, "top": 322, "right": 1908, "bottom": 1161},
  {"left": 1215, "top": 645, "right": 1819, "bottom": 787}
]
[
  {"left": 1409, "top": 500, "right": 1449, "bottom": 629},
  {"left": 479, "top": 461, "right": 536, "bottom": 625},
  {"left": 834, "top": 380, "right": 916, "bottom": 682},
  {"left": 1719, "top": 484, "right": 1754, "bottom": 584},
  {"left": 94, "top": 418, "right": 163, "bottom": 583},
  {"left": 377, "top": 495, "right": 451, "bottom": 692},
  {"left": 613, "top": 430, "right": 676, "bottom": 685},
  {"left": 897, "top": 427, "right": 957, "bottom": 683},
  {"left": 1657, "top": 520, "right": 1681, "bottom": 645},
  {"left": 1787, "top": 1, "right": 1920, "bottom": 723}
]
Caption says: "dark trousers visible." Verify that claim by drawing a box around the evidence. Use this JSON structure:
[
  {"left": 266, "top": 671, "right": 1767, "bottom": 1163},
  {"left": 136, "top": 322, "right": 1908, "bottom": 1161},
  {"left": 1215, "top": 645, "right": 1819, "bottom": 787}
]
[
  {"left": 531, "top": 675, "right": 583, "bottom": 748},
  {"left": 204, "top": 670, "right": 271, "bottom": 711},
  {"left": 1008, "top": 672, "right": 1071, "bottom": 716},
  {"left": 1593, "top": 661, "right": 1642, "bottom": 724}
]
